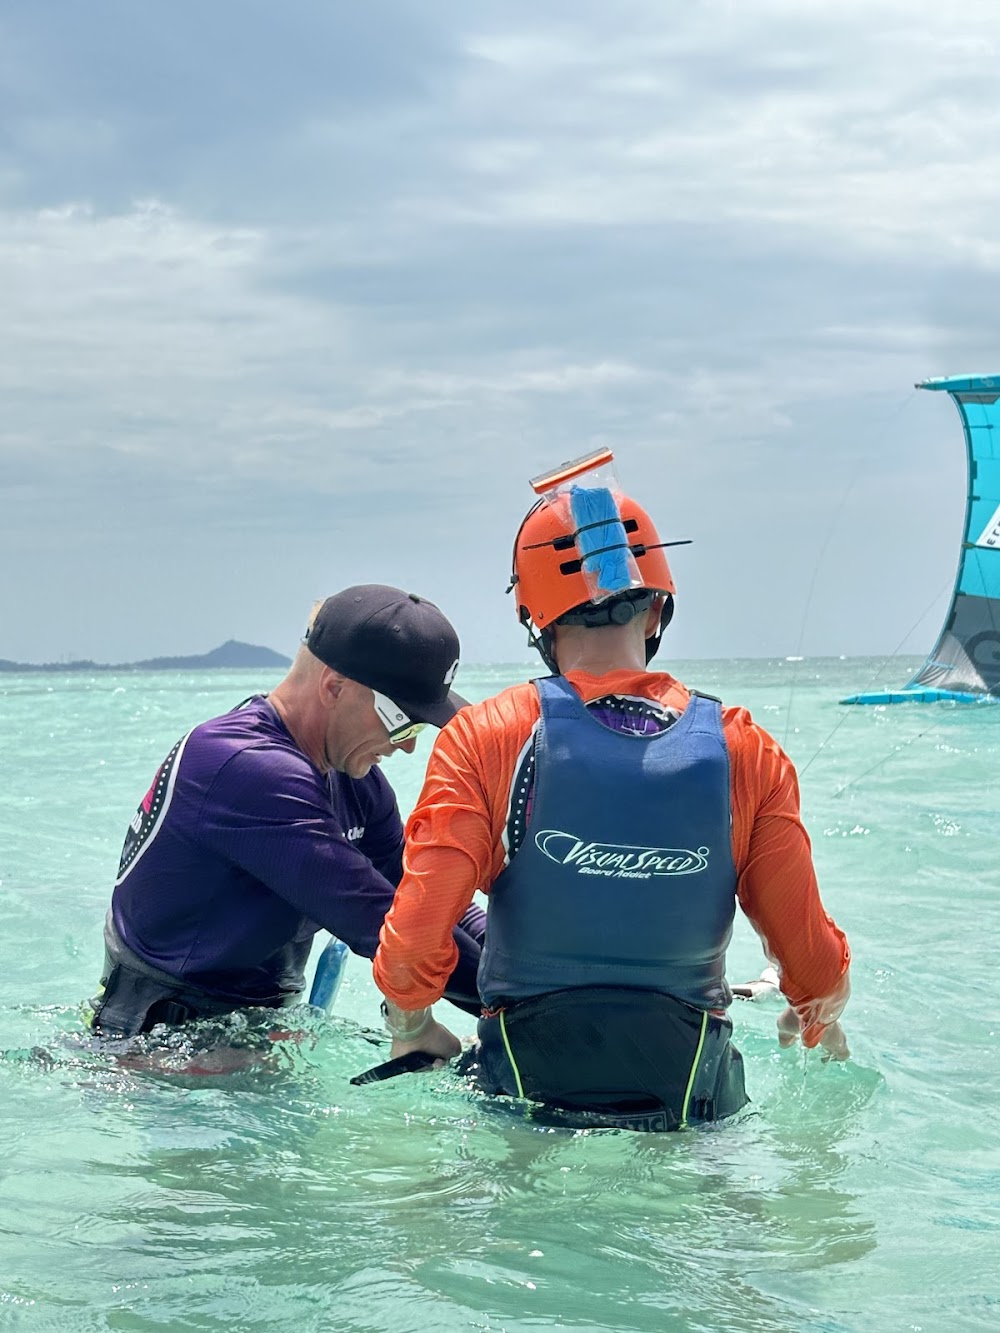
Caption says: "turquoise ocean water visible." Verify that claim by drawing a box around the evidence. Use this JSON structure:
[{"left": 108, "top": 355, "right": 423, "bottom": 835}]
[{"left": 1, "top": 658, "right": 998, "bottom": 1332}]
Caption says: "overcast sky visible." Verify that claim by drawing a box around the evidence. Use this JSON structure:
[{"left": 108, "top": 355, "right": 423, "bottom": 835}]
[{"left": 2, "top": 0, "right": 998, "bottom": 666}]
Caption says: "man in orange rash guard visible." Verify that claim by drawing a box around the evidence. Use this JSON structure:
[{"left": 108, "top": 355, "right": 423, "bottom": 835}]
[{"left": 374, "top": 454, "right": 850, "bottom": 1130}]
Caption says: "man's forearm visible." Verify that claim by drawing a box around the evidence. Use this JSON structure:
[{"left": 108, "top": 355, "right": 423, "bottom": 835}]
[
  {"left": 792, "top": 966, "right": 851, "bottom": 1047},
  {"left": 373, "top": 915, "right": 457, "bottom": 1010}
]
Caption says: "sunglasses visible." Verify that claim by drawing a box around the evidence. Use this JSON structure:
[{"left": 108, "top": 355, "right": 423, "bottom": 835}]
[{"left": 371, "top": 689, "right": 427, "bottom": 744}]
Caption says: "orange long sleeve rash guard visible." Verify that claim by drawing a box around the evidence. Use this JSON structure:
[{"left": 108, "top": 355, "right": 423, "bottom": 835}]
[{"left": 373, "top": 669, "right": 850, "bottom": 1047}]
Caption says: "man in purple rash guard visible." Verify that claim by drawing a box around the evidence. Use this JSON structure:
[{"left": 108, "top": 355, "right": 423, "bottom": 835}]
[{"left": 89, "top": 585, "right": 485, "bottom": 1043}]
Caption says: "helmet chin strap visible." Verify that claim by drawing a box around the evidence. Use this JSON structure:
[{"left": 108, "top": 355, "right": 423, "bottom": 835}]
[
  {"left": 519, "top": 608, "right": 561, "bottom": 674},
  {"left": 537, "top": 628, "right": 560, "bottom": 675}
]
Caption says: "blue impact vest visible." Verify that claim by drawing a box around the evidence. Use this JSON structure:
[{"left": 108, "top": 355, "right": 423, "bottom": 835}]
[{"left": 478, "top": 676, "right": 738, "bottom": 1010}]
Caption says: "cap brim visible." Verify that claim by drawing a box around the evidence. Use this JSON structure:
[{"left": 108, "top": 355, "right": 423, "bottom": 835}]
[{"left": 396, "top": 688, "right": 469, "bottom": 729}]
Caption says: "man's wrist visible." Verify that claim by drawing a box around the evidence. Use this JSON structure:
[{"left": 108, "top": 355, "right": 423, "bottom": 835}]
[{"left": 380, "top": 1000, "right": 432, "bottom": 1041}]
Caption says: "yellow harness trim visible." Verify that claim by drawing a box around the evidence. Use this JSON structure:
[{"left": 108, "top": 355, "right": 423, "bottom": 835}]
[
  {"left": 499, "top": 1010, "right": 525, "bottom": 1098},
  {"left": 680, "top": 1010, "right": 709, "bottom": 1128}
]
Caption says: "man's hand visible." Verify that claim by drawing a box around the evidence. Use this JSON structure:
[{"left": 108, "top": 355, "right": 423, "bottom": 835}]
[
  {"left": 777, "top": 1005, "right": 850, "bottom": 1061},
  {"left": 732, "top": 965, "right": 781, "bottom": 1000},
  {"left": 390, "top": 1019, "right": 461, "bottom": 1066}
]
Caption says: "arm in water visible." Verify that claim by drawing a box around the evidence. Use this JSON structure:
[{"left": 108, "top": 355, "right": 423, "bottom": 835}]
[
  {"left": 726, "top": 709, "right": 852, "bottom": 1055},
  {"left": 381, "top": 999, "right": 461, "bottom": 1064},
  {"left": 777, "top": 1004, "right": 850, "bottom": 1060},
  {"left": 732, "top": 966, "right": 850, "bottom": 1060},
  {"left": 373, "top": 718, "right": 497, "bottom": 1057}
]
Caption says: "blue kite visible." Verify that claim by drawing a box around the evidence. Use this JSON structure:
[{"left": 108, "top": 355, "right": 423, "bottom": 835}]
[{"left": 842, "top": 374, "right": 1000, "bottom": 704}]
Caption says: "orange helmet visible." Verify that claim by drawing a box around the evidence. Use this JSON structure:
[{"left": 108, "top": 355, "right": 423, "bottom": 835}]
[{"left": 512, "top": 492, "right": 676, "bottom": 631}]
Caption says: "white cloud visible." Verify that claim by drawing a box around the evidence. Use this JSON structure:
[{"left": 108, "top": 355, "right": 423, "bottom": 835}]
[
  {"left": 0, "top": 1, "right": 996, "bottom": 661},
  {"left": 432, "top": 2, "right": 1000, "bottom": 268},
  {"left": 380, "top": 361, "right": 647, "bottom": 398}
]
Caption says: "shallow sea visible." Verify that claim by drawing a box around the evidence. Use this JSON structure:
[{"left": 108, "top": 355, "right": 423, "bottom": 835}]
[{"left": 1, "top": 658, "right": 998, "bottom": 1332}]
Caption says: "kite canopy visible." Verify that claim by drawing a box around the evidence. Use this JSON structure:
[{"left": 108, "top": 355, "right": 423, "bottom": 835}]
[{"left": 842, "top": 374, "right": 1000, "bottom": 705}]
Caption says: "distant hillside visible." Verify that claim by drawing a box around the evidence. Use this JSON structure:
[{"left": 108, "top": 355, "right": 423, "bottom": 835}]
[
  {"left": 131, "top": 640, "right": 292, "bottom": 671},
  {"left": 0, "top": 639, "right": 291, "bottom": 673}
]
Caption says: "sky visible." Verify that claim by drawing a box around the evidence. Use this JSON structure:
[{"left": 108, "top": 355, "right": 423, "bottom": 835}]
[{"left": 2, "top": 0, "right": 999, "bottom": 666}]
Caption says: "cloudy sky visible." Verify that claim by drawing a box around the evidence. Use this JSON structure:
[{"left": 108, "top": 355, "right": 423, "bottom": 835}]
[{"left": 2, "top": 0, "right": 998, "bottom": 665}]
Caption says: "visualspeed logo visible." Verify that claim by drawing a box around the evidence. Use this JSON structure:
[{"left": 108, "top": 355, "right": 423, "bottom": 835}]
[{"left": 534, "top": 830, "right": 709, "bottom": 879}]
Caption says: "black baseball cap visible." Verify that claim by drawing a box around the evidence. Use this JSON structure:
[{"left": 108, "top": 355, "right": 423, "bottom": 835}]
[{"left": 303, "top": 584, "right": 467, "bottom": 727}]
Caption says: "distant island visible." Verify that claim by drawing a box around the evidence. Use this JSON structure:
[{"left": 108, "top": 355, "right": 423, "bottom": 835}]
[{"left": 0, "top": 639, "right": 292, "bottom": 673}]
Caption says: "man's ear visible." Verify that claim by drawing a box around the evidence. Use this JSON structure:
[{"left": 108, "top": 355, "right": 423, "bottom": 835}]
[
  {"left": 319, "top": 667, "right": 346, "bottom": 706},
  {"left": 645, "top": 595, "right": 666, "bottom": 637}
]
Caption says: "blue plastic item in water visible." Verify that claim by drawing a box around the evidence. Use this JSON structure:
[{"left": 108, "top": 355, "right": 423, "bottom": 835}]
[
  {"left": 569, "top": 485, "right": 632, "bottom": 596},
  {"left": 309, "top": 936, "right": 350, "bottom": 1011}
]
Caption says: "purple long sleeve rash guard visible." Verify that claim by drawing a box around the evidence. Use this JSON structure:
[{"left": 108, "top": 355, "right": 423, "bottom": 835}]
[{"left": 111, "top": 696, "right": 403, "bottom": 1002}]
